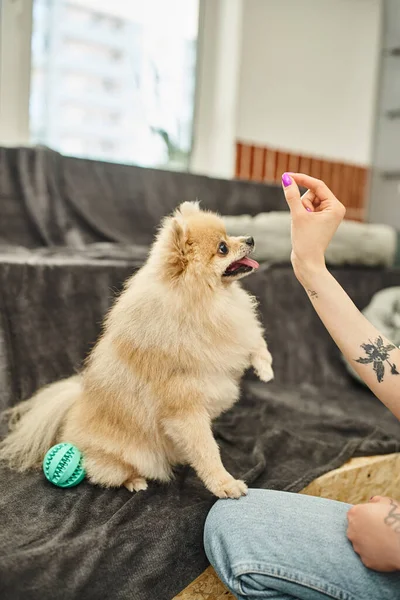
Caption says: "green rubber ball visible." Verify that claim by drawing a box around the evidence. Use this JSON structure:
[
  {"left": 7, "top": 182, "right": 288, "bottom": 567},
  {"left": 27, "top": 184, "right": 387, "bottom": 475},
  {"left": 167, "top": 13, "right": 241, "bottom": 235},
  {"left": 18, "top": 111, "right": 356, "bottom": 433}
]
[{"left": 43, "top": 443, "right": 86, "bottom": 488}]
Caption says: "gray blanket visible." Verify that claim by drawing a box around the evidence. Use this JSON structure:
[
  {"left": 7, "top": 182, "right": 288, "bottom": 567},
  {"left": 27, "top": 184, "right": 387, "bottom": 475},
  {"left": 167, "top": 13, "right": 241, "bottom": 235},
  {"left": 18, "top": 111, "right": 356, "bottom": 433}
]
[
  {"left": 0, "top": 146, "right": 287, "bottom": 248},
  {"left": 1, "top": 254, "right": 400, "bottom": 600}
]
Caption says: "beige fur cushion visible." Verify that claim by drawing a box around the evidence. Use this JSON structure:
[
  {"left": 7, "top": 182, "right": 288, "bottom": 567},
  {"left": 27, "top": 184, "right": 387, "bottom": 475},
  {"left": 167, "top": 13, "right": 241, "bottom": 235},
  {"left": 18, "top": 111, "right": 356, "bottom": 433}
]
[{"left": 223, "top": 212, "right": 397, "bottom": 267}]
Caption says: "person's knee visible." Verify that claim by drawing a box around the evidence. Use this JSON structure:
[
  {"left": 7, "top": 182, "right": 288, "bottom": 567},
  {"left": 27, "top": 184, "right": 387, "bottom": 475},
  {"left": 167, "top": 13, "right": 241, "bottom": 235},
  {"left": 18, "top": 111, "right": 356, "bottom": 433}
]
[
  {"left": 204, "top": 497, "right": 232, "bottom": 565},
  {"left": 204, "top": 489, "right": 271, "bottom": 568},
  {"left": 204, "top": 496, "right": 246, "bottom": 591}
]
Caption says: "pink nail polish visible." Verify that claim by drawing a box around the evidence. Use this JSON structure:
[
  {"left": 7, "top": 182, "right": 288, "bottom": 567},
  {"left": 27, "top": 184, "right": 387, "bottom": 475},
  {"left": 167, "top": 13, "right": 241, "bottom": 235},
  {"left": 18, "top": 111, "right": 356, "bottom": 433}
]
[
  {"left": 306, "top": 207, "right": 312, "bottom": 212},
  {"left": 282, "top": 173, "right": 291, "bottom": 187}
]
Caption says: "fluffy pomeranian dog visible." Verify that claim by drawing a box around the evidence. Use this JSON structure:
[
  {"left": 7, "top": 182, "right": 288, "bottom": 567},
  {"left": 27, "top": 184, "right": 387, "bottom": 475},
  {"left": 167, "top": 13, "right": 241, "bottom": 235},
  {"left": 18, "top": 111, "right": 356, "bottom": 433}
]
[{"left": 0, "top": 202, "right": 273, "bottom": 498}]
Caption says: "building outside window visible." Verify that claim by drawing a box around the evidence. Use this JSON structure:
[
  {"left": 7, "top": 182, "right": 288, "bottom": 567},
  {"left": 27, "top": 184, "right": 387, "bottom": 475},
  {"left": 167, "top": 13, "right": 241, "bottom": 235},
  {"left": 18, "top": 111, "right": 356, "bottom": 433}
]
[{"left": 30, "top": 0, "right": 199, "bottom": 170}]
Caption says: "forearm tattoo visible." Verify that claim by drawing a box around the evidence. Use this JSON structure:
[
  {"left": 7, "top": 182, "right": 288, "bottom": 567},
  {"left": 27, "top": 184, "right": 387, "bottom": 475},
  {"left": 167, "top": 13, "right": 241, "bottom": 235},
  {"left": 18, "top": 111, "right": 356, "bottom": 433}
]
[
  {"left": 384, "top": 499, "right": 400, "bottom": 536},
  {"left": 355, "top": 336, "right": 399, "bottom": 383},
  {"left": 307, "top": 289, "right": 318, "bottom": 300}
]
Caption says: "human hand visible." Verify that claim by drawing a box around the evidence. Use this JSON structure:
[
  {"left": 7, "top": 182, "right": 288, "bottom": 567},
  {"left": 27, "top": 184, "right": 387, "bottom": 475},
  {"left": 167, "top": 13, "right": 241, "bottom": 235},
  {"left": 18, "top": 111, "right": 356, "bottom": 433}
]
[
  {"left": 347, "top": 496, "right": 400, "bottom": 572},
  {"left": 281, "top": 173, "right": 346, "bottom": 285}
]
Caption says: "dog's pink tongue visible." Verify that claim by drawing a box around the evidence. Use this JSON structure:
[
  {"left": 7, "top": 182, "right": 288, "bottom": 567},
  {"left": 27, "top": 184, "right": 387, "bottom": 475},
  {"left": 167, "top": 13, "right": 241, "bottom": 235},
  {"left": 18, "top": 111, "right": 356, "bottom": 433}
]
[{"left": 238, "top": 257, "right": 259, "bottom": 269}]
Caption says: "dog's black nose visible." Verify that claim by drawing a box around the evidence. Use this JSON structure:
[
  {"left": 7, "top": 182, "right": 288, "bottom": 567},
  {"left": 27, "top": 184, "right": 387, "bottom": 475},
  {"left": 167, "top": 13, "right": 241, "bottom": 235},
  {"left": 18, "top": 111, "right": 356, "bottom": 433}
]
[{"left": 245, "top": 236, "right": 254, "bottom": 247}]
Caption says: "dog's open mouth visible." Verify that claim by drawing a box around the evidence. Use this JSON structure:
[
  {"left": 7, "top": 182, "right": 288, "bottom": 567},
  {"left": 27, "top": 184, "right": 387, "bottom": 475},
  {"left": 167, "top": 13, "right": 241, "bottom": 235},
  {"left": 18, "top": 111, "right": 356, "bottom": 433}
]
[{"left": 223, "top": 256, "right": 259, "bottom": 277}]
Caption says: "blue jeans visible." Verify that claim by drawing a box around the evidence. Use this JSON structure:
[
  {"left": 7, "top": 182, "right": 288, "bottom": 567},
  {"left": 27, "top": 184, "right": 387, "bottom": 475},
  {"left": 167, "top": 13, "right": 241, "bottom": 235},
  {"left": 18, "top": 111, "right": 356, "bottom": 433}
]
[{"left": 204, "top": 489, "right": 400, "bottom": 600}]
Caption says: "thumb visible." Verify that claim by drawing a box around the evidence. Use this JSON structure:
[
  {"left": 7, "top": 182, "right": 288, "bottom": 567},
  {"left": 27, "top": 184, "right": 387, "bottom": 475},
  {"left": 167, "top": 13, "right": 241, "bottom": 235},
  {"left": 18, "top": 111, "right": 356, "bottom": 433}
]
[{"left": 281, "top": 173, "right": 305, "bottom": 216}]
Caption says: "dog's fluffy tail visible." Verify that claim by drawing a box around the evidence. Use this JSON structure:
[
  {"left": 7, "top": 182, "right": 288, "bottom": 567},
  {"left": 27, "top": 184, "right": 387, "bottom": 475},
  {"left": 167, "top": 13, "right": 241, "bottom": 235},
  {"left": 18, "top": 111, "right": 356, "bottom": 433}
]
[{"left": 0, "top": 375, "right": 81, "bottom": 471}]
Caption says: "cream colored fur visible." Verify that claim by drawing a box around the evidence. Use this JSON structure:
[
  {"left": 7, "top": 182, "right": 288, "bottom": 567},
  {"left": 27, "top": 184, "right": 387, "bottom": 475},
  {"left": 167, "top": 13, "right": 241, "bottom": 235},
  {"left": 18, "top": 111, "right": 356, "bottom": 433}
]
[{"left": 0, "top": 202, "right": 273, "bottom": 498}]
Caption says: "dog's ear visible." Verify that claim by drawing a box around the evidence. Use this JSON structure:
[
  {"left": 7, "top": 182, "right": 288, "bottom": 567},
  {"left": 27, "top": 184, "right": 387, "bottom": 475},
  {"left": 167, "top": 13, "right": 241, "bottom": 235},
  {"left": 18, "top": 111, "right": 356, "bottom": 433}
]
[
  {"left": 164, "top": 202, "right": 199, "bottom": 279},
  {"left": 174, "top": 201, "right": 200, "bottom": 218},
  {"left": 165, "top": 217, "right": 188, "bottom": 279}
]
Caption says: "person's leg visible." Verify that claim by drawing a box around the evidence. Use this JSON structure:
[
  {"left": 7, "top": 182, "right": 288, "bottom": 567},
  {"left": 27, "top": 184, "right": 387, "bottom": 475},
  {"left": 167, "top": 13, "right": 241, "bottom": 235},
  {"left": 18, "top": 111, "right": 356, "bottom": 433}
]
[{"left": 204, "top": 489, "right": 400, "bottom": 600}]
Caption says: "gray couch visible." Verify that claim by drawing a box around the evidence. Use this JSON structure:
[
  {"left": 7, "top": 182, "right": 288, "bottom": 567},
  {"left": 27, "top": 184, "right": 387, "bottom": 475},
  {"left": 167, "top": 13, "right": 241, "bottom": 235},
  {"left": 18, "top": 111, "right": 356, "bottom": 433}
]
[{"left": 0, "top": 147, "right": 399, "bottom": 600}]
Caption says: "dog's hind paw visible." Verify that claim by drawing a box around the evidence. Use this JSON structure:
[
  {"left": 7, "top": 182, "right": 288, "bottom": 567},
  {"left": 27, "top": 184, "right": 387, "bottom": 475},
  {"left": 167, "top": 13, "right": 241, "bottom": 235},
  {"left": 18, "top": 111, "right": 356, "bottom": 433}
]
[{"left": 124, "top": 476, "right": 148, "bottom": 493}]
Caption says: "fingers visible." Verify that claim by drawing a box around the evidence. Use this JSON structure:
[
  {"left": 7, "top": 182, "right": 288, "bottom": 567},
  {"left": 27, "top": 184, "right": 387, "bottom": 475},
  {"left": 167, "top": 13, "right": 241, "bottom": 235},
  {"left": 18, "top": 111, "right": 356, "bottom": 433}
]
[
  {"left": 369, "top": 496, "right": 393, "bottom": 505},
  {"left": 347, "top": 504, "right": 361, "bottom": 520},
  {"left": 281, "top": 173, "right": 309, "bottom": 216},
  {"left": 301, "top": 190, "right": 317, "bottom": 212},
  {"left": 282, "top": 172, "right": 347, "bottom": 221},
  {"left": 290, "top": 173, "right": 333, "bottom": 200},
  {"left": 350, "top": 497, "right": 392, "bottom": 507},
  {"left": 288, "top": 172, "right": 346, "bottom": 218}
]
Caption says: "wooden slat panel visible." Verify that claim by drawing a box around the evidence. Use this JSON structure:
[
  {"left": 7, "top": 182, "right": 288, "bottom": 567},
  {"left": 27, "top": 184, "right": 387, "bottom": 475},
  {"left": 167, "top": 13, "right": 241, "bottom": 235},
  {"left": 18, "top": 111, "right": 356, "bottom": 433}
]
[
  {"left": 330, "top": 161, "right": 342, "bottom": 199},
  {"left": 235, "top": 142, "right": 242, "bottom": 179},
  {"left": 235, "top": 142, "right": 368, "bottom": 221},
  {"left": 275, "top": 151, "right": 289, "bottom": 182},
  {"left": 340, "top": 164, "right": 352, "bottom": 209},
  {"left": 321, "top": 160, "right": 332, "bottom": 190},
  {"left": 238, "top": 144, "right": 251, "bottom": 179},
  {"left": 252, "top": 145, "right": 265, "bottom": 181},
  {"left": 288, "top": 153, "right": 300, "bottom": 173},
  {"left": 249, "top": 145, "right": 255, "bottom": 180},
  {"left": 299, "top": 155, "right": 311, "bottom": 177},
  {"left": 358, "top": 168, "right": 368, "bottom": 221},
  {"left": 264, "top": 147, "right": 277, "bottom": 182},
  {"left": 310, "top": 158, "right": 321, "bottom": 180}
]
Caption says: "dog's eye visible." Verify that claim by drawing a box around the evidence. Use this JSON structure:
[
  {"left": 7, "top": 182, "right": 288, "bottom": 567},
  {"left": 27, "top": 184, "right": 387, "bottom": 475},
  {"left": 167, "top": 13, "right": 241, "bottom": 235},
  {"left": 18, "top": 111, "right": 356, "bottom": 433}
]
[{"left": 218, "top": 242, "right": 229, "bottom": 255}]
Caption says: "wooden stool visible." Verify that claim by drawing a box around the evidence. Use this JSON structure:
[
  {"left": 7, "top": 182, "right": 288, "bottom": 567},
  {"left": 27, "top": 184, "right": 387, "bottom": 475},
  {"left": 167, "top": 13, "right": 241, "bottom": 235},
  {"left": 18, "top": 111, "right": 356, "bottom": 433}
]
[{"left": 174, "top": 453, "right": 400, "bottom": 600}]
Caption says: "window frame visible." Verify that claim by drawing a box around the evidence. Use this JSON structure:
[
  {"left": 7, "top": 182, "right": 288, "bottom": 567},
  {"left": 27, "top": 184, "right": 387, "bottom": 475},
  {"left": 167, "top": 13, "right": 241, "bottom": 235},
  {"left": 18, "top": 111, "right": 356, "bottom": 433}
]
[{"left": 0, "top": 0, "right": 33, "bottom": 145}]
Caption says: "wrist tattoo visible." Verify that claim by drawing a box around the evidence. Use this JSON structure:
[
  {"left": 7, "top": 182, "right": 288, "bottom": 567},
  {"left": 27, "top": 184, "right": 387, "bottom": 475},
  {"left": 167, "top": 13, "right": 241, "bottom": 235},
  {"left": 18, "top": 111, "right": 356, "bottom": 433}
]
[
  {"left": 307, "top": 289, "right": 318, "bottom": 300},
  {"left": 384, "top": 499, "right": 400, "bottom": 536},
  {"left": 355, "top": 336, "right": 399, "bottom": 383}
]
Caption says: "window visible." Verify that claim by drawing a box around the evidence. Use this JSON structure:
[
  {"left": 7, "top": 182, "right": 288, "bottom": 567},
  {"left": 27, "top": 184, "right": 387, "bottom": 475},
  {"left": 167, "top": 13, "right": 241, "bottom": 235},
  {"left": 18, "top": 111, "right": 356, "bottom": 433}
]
[
  {"left": 100, "top": 140, "right": 115, "bottom": 152},
  {"left": 109, "top": 112, "right": 120, "bottom": 124},
  {"left": 102, "top": 78, "right": 118, "bottom": 92},
  {"left": 29, "top": 0, "right": 199, "bottom": 169},
  {"left": 63, "top": 38, "right": 118, "bottom": 64}
]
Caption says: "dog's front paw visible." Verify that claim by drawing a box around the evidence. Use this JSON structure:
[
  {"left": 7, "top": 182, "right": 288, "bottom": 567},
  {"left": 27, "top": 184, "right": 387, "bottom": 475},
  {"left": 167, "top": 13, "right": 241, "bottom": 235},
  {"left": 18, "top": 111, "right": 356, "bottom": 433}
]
[
  {"left": 256, "top": 362, "right": 274, "bottom": 383},
  {"left": 253, "top": 350, "right": 274, "bottom": 382},
  {"left": 210, "top": 476, "right": 248, "bottom": 499}
]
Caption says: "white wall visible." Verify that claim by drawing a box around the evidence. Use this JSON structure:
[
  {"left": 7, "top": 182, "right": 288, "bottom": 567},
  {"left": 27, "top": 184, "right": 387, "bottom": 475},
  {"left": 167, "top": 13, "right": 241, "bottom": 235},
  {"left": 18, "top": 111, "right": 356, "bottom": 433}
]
[{"left": 236, "top": 0, "right": 382, "bottom": 166}]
